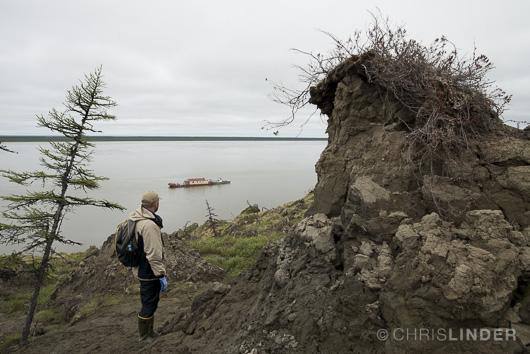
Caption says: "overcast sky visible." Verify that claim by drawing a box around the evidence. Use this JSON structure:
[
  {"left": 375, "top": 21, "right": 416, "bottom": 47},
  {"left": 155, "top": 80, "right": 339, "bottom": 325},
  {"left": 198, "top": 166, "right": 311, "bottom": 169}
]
[{"left": 0, "top": 0, "right": 528, "bottom": 138}]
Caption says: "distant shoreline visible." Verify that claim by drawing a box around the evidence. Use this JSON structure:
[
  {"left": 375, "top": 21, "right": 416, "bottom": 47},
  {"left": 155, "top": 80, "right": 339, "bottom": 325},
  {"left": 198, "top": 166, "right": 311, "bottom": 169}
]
[{"left": 0, "top": 136, "right": 327, "bottom": 142}]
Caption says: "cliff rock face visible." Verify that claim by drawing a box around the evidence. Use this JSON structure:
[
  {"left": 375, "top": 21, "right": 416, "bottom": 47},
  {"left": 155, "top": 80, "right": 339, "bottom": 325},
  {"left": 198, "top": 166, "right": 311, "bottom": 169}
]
[{"left": 159, "top": 62, "right": 530, "bottom": 353}]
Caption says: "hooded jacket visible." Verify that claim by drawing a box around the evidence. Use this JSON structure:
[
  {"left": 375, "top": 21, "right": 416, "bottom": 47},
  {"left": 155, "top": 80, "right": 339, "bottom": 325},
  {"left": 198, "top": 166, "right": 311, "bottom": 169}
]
[{"left": 129, "top": 206, "right": 165, "bottom": 281}]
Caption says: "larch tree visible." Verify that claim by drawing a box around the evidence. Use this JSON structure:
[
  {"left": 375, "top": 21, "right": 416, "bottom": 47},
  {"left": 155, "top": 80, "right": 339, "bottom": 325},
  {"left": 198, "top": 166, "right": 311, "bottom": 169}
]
[
  {"left": 0, "top": 66, "right": 124, "bottom": 341},
  {"left": 205, "top": 200, "right": 219, "bottom": 238}
]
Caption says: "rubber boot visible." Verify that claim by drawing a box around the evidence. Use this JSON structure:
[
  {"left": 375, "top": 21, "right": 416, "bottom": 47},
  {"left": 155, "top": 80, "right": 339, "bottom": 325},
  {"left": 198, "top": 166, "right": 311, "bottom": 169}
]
[
  {"left": 138, "top": 317, "right": 154, "bottom": 343},
  {"left": 149, "top": 315, "right": 159, "bottom": 338}
]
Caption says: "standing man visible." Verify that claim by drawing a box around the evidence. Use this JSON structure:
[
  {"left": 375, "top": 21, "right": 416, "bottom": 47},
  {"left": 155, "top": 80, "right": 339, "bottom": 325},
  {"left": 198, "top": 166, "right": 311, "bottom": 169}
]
[{"left": 129, "top": 191, "right": 168, "bottom": 342}]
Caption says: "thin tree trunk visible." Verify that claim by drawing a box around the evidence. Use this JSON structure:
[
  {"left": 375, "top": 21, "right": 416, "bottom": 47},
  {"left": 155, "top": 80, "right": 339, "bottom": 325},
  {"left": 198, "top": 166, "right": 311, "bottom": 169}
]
[
  {"left": 21, "top": 115, "right": 77, "bottom": 341},
  {"left": 21, "top": 237, "right": 54, "bottom": 341}
]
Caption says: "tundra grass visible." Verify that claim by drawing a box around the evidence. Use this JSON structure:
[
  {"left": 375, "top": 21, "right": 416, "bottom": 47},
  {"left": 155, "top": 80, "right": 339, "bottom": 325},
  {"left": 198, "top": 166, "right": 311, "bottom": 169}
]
[{"left": 187, "top": 192, "right": 313, "bottom": 279}]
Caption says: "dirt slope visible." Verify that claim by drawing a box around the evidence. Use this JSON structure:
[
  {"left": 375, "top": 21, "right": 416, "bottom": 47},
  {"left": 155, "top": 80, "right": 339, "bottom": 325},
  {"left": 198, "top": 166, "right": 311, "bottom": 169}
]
[{"left": 5, "top": 282, "right": 206, "bottom": 354}]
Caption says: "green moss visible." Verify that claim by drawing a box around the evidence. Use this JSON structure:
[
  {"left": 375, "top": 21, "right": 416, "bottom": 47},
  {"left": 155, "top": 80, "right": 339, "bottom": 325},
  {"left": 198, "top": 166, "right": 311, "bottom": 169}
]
[
  {"left": 36, "top": 308, "right": 62, "bottom": 325},
  {"left": 37, "top": 283, "right": 56, "bottom": 303},
  {"left": 6, "top": 296, "right": 27, "bottom": 313},
  {"left": 0, "top": 332, "right": 21, "bottom": 349}
]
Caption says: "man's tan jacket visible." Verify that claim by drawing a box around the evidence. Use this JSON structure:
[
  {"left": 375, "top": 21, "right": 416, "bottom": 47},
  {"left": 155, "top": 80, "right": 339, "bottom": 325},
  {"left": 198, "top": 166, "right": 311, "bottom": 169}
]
[{"left": 129, "top": 206, "right": 165, "bottom": 280}]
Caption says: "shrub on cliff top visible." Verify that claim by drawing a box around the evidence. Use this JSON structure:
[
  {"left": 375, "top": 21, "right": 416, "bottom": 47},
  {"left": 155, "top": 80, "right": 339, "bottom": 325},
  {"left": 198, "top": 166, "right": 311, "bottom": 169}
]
[
  {"left": 269, "top": 11, "right": 512, "bottom": 142},
  {"left": 268, "top": 11, "right": 518, "bottom": 217}
]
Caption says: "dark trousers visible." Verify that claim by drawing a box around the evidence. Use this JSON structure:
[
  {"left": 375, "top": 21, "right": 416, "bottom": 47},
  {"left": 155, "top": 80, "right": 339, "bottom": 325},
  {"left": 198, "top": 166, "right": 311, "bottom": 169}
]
[{"left": 138, "top": 280, "right": 161, "bottom": 319}]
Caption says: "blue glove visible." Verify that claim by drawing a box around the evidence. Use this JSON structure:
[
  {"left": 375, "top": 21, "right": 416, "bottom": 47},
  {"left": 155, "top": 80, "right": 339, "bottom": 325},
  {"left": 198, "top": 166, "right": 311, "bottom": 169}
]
[{"left": 159, "top": 276, "right": 167, "bottom": 292}]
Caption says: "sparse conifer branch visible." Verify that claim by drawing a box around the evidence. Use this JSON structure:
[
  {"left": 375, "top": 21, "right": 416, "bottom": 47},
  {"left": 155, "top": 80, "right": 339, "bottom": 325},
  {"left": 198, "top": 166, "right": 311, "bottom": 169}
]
[{"left": 0, "top": 142, "right": 16, "bottom": 153}]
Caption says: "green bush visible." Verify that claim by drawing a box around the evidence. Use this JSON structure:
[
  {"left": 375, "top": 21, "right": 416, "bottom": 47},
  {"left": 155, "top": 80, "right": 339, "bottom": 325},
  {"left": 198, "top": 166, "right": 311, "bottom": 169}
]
[{"left": 0, "top": 253, "right": 25, "bottom": 270}]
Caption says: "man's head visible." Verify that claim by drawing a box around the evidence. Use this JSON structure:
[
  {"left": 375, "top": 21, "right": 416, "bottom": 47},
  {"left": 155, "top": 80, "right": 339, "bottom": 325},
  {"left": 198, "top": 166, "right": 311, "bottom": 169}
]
[{"left": 142, "top": 191, "right": 161, "bottom": 212}]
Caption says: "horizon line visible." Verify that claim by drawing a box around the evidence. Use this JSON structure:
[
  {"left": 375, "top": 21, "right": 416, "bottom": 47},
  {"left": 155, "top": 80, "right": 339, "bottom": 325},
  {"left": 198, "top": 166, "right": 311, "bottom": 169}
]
[{"left": 0, "top": 135, "right": 328, "bottom": 142}]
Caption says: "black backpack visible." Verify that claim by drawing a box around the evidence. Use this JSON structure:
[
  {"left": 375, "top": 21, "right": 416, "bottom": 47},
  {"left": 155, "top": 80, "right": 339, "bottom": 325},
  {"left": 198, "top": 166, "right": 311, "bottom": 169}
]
[{"left": 114, "top": 219, "right": 144, "bottom": 269}]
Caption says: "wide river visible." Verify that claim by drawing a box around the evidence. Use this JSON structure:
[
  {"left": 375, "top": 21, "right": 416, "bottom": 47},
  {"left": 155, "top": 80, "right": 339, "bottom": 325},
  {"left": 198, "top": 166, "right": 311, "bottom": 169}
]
[{"left": 0, "top": 139, "right": 327, "bottom": 254}]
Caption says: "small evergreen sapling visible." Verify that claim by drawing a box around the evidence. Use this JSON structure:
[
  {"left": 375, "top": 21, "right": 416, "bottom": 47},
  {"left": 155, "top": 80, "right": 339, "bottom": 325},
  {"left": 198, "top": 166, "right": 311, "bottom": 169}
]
[{"left": 0, "top": 66, "right": 124, "bottom": 341}]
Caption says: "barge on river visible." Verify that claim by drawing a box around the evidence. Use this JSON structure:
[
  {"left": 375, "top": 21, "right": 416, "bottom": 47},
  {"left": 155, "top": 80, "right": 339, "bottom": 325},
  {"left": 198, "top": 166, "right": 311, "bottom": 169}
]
[{"left": 168, "top": 177, "right": 230, "bottom": 188}]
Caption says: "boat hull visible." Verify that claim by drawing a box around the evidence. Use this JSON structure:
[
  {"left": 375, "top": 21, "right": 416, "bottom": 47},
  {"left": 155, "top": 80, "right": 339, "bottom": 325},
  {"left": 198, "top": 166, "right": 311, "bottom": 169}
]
[
  {"left": 168, "top": 179, "right": 230, "bottom": 188},
  {"left": 168, "top": 182, "right": 211, "bottom": 188}
]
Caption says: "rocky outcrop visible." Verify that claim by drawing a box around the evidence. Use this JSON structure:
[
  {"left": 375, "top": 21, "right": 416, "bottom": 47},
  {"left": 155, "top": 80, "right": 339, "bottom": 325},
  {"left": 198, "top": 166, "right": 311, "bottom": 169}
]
[{"left": 158, "top": 60, "right": 530, "bottom": 353}]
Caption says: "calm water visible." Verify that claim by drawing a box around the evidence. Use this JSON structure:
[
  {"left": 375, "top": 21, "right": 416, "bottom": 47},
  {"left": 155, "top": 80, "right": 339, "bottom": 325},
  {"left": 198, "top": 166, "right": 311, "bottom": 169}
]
[{"left": 0, "top": 140, "right": 326, "bottom": 254}]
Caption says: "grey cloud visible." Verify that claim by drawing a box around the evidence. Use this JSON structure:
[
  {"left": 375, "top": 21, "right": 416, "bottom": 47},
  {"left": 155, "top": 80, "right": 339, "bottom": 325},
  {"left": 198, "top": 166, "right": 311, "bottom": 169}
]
[{"left": 1, "top": 0, "right": 528, "bottom": 137}]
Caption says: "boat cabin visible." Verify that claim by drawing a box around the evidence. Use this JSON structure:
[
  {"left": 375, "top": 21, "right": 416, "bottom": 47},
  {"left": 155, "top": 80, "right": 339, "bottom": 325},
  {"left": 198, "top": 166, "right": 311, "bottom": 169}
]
[{"left": 184, "top": 178, "right": 211, "bottom": 186}]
